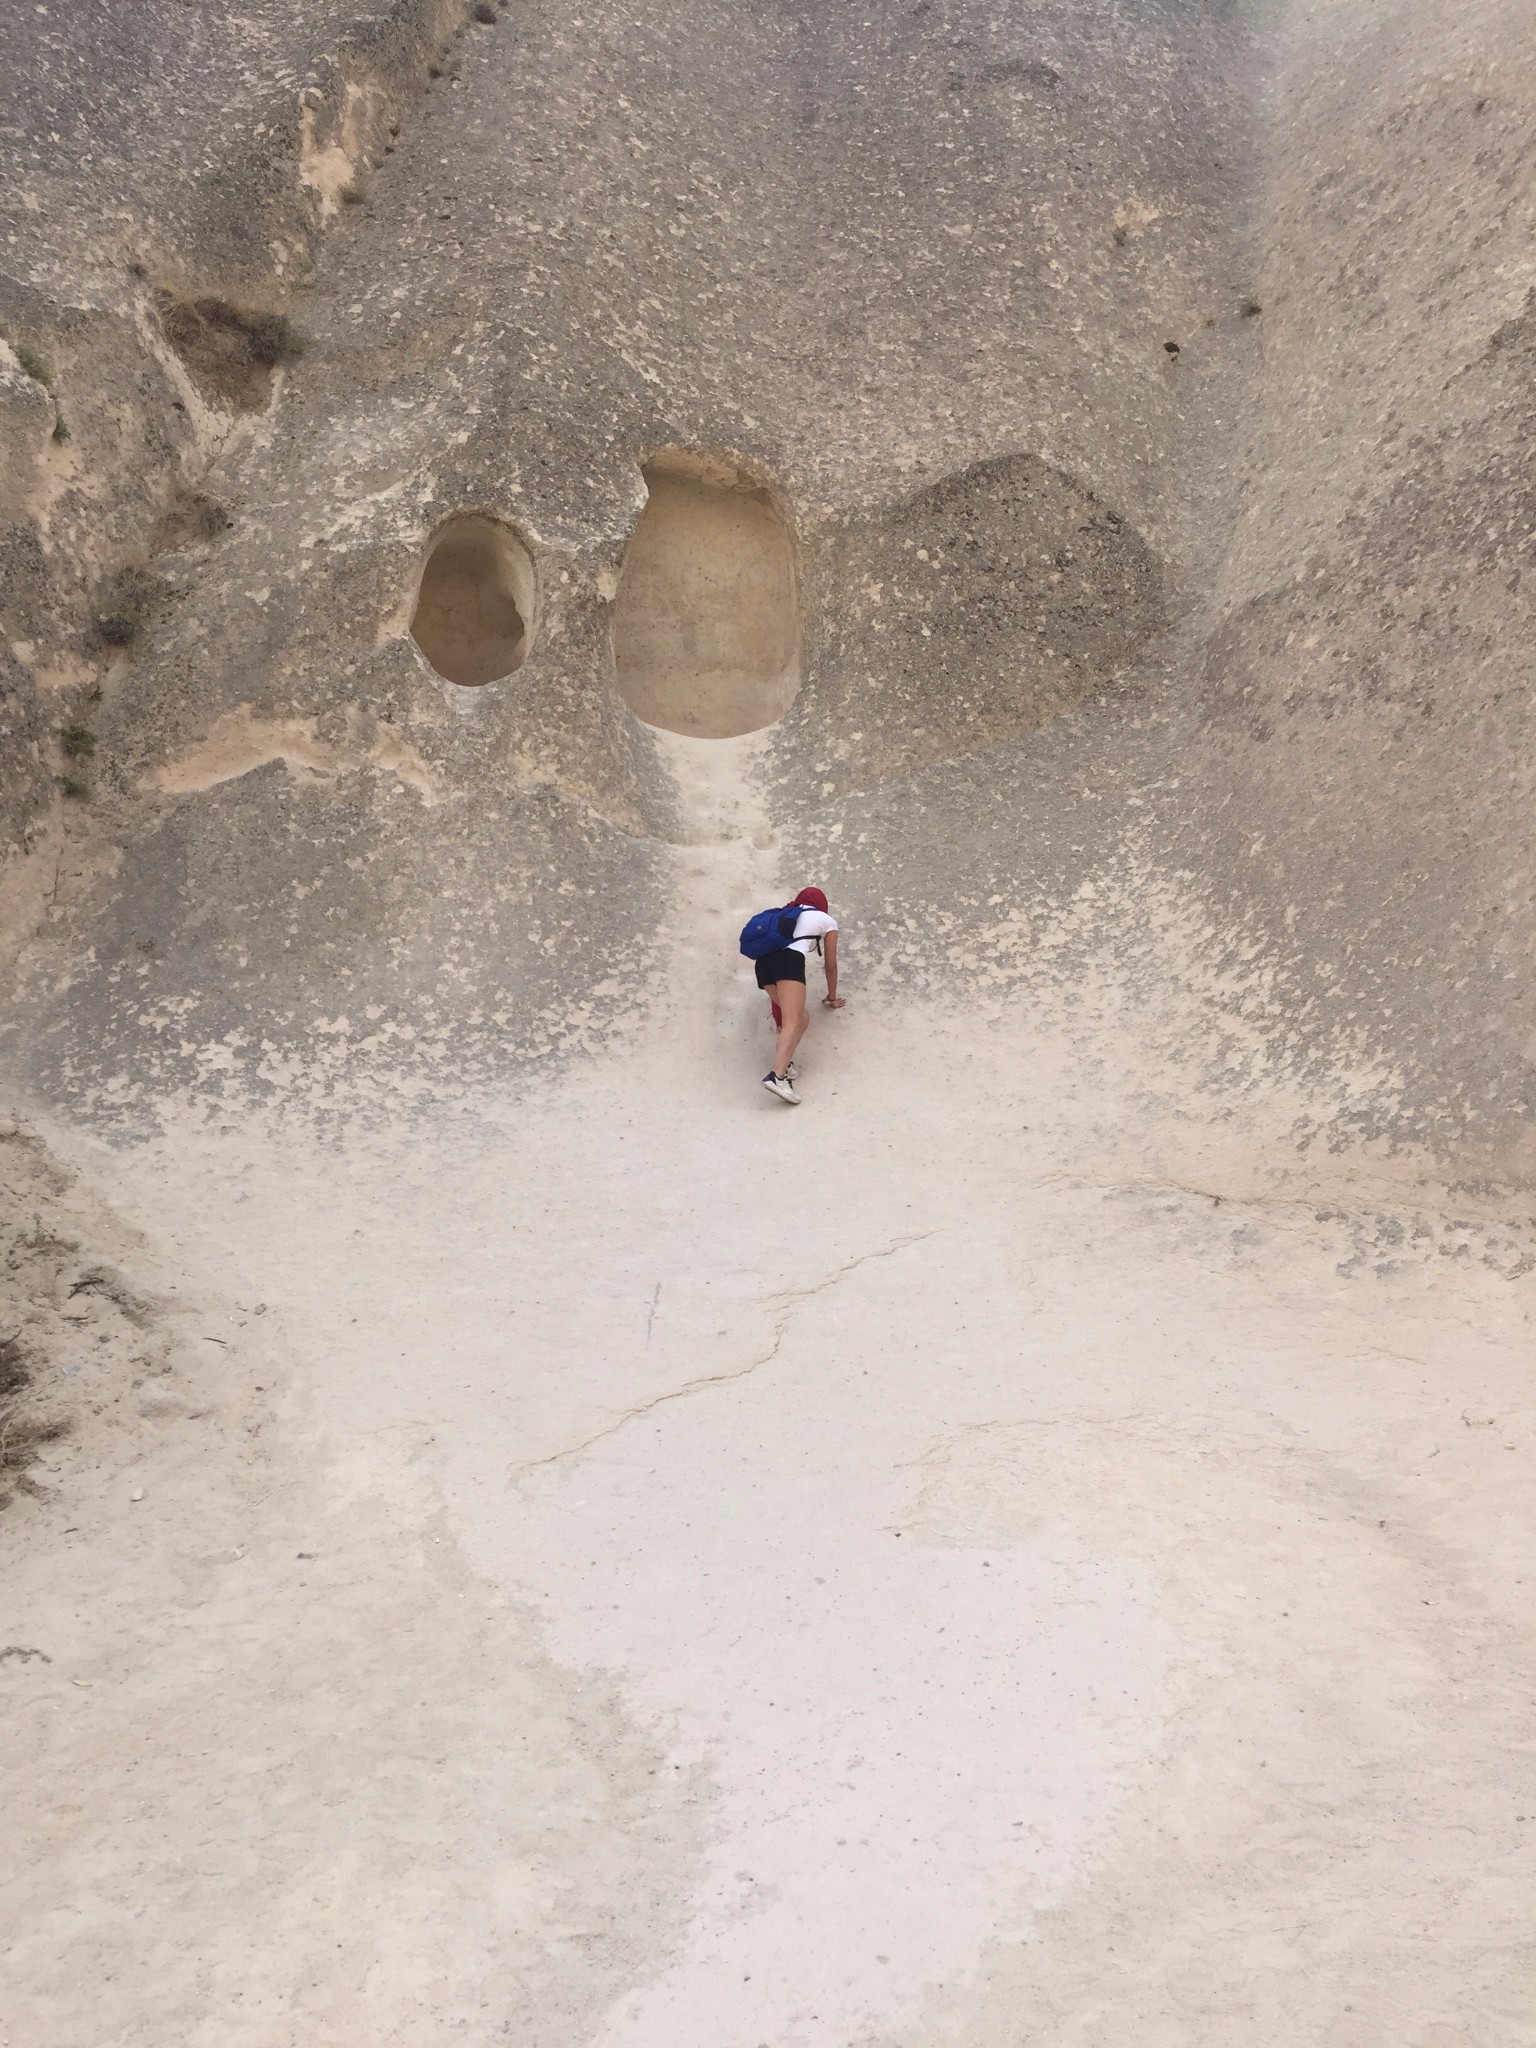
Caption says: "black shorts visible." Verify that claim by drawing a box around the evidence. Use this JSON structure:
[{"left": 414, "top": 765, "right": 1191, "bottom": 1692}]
[{"left": 755, "top": 947, "right": 806, "bottom": 990}]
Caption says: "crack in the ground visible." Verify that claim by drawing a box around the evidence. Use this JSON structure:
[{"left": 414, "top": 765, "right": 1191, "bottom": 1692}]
[
  {"left": 1039, "top": 1170, "right": 1251, "bottom": 1210},
  {"left": 509, "top": 1230, "right": 937, "bottom": 1481},
  {"left": 1035, "top": 1169, "right": 1353, "bottom": 1237}
]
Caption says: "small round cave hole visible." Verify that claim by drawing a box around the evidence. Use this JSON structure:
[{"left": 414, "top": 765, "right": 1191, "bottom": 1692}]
[
  {"left": 612, "top": 453, "right": 800, "bottom": 738},
  {"left": 410, "top": 515, "right": 535, "bottom": 687}
]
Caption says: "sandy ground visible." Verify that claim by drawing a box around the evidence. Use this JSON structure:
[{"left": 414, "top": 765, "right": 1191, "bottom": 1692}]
[{"left": 3, "top": 741, "right": 1534, "bottom": 2046}]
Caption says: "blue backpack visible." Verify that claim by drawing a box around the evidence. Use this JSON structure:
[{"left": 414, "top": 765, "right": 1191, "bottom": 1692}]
[{"left": 739, "top": 903, "right": 806, "bottom": 961}]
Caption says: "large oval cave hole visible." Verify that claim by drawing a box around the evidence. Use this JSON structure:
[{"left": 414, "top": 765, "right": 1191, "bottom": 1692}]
[
  {"left": 612, "top": 454, "right": 799, "bottom": 738},
  {"left": 410, "top": 515, "right": 536, "bottom": 687}
]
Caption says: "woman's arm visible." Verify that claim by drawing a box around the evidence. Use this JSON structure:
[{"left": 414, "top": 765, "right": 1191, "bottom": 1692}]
[{"left": 822, "top": 930, "right": 845, "bottom": 1008}]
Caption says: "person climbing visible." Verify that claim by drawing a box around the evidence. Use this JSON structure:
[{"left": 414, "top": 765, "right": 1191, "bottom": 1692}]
[{"left": 739, "top": 886, "right": 844, "bottom": 1104}]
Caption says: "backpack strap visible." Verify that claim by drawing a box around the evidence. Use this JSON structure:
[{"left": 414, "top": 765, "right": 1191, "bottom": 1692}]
[{"left": 783, "top": 904, "right": 821, "bottom": 954}]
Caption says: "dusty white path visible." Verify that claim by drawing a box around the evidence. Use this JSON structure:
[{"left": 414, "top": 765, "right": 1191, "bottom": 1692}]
[{"left": 4, "top": 741, "right": 1533, "bottom": 2045}]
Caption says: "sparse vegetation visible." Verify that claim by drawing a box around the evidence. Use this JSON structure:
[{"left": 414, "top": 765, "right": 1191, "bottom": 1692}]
[
  {"left": 428, "top": 62, "right": 444, "bottom": 78},
  {"left": 93, "top": 564, "right": 164, "bottom": 649},
  {"left": 473, "top": 3, "right": 498, "bottom": 22},
  {"left": 151, "top": 485, "right": 233, "bottom": 555},
  {"left": 58, "top": 721, "right": 96, "bottom": 761},
  {"left": 1111, "top": 224, "right": 1128, "bottom": 247},
  {"left": 13, "top": 343, "right": 53, "bottom": 387},
  {"left": 0, "top": 1332, "right": 69, "bottom": 1504},
  {"left": 183, "top": 490, "right": 232, "bottom": 540},
  {"left": 51, "top": 414, "right": 69, "bottom": 442},
  {"left": 58, "top": 776, "right": 88, "bottom": 801},
  {"left": 340, "top": 180, "right": 366, "bottom": 206},
  {"left": 157, "top": 294, "right": 305, "bottom": 411},
  {"left": 1239, "top": 297, "right": 1262, "bottom": 318},
  {"left": 187, "top": 492, "right": 230, "bottom": 539},
  {"left": 236, "top": 309, "right": 305, "bottom": 367}
]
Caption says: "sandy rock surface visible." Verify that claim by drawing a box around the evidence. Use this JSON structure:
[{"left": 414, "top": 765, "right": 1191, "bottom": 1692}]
[{"left": 1, "top": 0, "right": 1532, "bottom": 2041}]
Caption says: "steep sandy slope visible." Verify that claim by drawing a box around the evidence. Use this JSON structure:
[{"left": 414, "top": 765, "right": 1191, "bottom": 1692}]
[
  {"left": 4, "top": 817, "right": 1532, "bottom": 2043},
  {"left": 5, "top": 0, "right": 1248, "bottom": 1120},
  {"left": 1, "top": 0, "right": 1533, "bottom": 2041}
]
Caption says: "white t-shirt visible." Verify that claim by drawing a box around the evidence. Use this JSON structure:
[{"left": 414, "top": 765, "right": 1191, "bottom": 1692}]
[{"left": 789, "top": 908, "right": 838, "bottom": 957}]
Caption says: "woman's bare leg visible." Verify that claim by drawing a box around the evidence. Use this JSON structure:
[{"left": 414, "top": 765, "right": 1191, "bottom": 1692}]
[{"left": 770, "top": 979, "right": 809, "bottom": 1077}]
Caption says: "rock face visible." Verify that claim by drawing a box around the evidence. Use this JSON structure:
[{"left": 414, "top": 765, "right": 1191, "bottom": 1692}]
[
  {"left": 0, "top": 0, "right": 1530, "bottom": 1157},
  {"left": 3, "top": 7, "right": 1535, "bottom": 2043},
  {"left": 1167, "top": 7, "right": 1536, "bottom": 1162},
  {"left": 799, "top": 451, "right": 1164, "bottom": 787}
]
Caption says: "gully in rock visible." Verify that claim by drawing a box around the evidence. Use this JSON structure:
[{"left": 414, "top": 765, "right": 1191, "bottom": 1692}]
[{"left": 739, "top": 886, "right": 845, "bottom": 1105}]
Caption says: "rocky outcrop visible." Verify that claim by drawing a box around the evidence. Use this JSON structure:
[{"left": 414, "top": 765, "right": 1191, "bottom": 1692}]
[
  {"left": 0, "top": 0, "right": 1530, "bottom": 1174},
  {"left": 0, "top": 0, "right": 491, "bottom": 944}
]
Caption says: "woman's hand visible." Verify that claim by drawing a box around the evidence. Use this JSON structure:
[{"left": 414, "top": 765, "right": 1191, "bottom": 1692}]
[{"left": 821, "top": 931, "right": 843, "bottom": 1008}]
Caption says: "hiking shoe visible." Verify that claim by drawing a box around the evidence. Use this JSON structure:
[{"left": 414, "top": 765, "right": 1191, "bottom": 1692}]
[{"left": 762, "top": 1071, "right": 800, "bottom": 1105}]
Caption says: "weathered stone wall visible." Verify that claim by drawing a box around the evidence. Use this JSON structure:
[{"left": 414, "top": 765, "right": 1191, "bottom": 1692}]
[
  {"left": 786, "top": 0, "right": 1535, "bottom": 1172},
  {"left": 792, "top": 453, "right": 1164, "bottom": 792},
  {"left": 0, "top": 0, "right": 476, "bottom": 913},
  {"left": 1162, "top": 0, "right": 1535, "bottom": 1165},
  {"left": 1, "top": 0, "right": 1530, "bottom": 1178}
]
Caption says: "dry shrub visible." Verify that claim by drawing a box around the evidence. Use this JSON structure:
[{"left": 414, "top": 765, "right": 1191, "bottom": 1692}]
[
  {"left": 0, "top": 1334, "right": 68, "bottom": 1505},
  {"left": 93, "top": 563, "right": 166, "bottom": 649},
  {"left": 13, "top": 343, "right": 53, "bottom": 386},
  {"left": 157, "top": 292, "right": 305, "bottom": 412},
  {"left": 153, "top": 486, "right": 233, "bottom": 554}
]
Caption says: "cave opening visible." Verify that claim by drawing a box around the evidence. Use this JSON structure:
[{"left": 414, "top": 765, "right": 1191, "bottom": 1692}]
[
  {"left": 410, "top": 515, "right": 536, "bottom": 687},
  {"left": 612, "top": 453, "right": 799, "bottom": 738}
]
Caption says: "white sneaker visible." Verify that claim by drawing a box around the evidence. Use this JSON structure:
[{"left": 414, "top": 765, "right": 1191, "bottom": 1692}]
[
  {"left": 785, "top": 1060, "right": 798, "bottom": 1080},
  {"left": 762, "top": 1071, "right": 800, "bottom": 1105}
]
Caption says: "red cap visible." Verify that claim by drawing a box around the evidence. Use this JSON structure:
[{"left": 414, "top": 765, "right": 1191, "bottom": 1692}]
[{"left": 793, "top": 887, "right": 829, "bottom": 912}]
